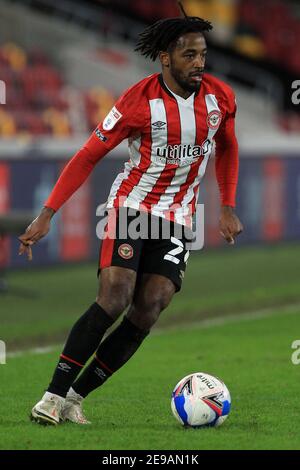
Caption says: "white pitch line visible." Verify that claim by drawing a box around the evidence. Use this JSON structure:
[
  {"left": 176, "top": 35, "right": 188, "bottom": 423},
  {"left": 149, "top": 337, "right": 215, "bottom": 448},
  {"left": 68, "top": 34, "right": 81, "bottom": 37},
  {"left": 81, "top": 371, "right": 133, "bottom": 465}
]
[
  {"left": 7, "top": 345, "right": 60, "bottom": 359},
  {"left": 5, "top": 302, "right": 300, "bottom": 358},
  {"left": 153, "top": 301, "right": 300, "bottom": 335}
]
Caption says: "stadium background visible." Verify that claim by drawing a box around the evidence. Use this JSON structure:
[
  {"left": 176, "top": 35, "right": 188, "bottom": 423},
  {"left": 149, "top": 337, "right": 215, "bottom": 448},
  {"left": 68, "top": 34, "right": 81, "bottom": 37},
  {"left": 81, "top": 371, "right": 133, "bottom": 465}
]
[{"left": 1, "top": 0, "right": 300, "bottom": 451}]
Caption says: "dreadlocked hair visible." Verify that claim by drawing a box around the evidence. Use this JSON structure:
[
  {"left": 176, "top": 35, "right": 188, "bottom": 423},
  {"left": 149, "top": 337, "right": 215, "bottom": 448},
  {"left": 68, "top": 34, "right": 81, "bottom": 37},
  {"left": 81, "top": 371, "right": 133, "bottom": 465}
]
[{"left": 135, "top": 15, "right": 213, "bottom": 62}]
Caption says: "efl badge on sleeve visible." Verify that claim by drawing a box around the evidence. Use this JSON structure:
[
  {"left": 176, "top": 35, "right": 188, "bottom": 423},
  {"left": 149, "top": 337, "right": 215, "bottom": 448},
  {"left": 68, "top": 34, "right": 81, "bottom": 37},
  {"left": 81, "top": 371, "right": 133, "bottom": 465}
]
[{"left": 103, "top": 106, "right": 123, "bottom": 130}]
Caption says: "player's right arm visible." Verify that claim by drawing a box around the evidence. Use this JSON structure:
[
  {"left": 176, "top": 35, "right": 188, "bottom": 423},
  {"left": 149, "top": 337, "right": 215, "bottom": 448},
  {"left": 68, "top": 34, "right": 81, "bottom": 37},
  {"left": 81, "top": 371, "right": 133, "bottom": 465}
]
[{"left": 18, "top": 87, "right": 145, "bottom": 259}]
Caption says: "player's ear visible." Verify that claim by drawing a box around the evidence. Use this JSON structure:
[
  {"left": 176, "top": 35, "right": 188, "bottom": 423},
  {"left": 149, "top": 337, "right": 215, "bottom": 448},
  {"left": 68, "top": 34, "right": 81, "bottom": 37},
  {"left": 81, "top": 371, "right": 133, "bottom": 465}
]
[{"left": 159, "top": 51, "right": 170, "bottom": 68}]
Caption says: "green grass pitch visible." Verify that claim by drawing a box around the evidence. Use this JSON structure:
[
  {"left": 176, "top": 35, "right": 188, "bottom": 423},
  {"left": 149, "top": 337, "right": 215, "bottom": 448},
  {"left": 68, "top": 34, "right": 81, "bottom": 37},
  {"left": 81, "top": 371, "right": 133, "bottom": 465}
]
[{"left": 1, "top": 243, "right": 300, "bottom": 449}]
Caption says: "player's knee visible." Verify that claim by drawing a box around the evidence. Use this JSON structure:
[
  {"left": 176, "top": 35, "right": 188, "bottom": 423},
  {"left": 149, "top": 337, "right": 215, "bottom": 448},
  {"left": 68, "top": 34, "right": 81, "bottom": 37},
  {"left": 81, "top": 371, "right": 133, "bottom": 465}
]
[
  {"left": 96, "top": 278, "right": 134, "bottom": 318},
  {"left": 131, "top": 295, "right": 169, "bottom": 330},
  {"left": 144, "top": 285, "right": 174, "bottom": 316},
  {"left": 142, "top": 309, "right": 161, "bottom": 330},
  {"left": 127, "top": 305, "right": 159, "bottom": 331}
]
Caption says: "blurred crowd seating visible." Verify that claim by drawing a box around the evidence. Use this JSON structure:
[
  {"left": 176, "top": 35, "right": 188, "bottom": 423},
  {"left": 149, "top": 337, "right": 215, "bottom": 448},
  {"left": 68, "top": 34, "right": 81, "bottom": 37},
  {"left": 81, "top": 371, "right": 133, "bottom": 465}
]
[
  {"left": 84, "top": 86, "right": 116, "bottom": 131},
  {"left": 184, "top": 0, "right": 300, "bottom": 73},
  {"left": 0, "top": 42, "right": 116, "bottom": 139},
  {"left": 237, "top": 0, "right": 300, "bottom": 73},
  {"left": 0, "top": 43, "right": 70, "bottom": 138},
  {"left": 111, "top": 0, "right": 300, "bottom": 74}
]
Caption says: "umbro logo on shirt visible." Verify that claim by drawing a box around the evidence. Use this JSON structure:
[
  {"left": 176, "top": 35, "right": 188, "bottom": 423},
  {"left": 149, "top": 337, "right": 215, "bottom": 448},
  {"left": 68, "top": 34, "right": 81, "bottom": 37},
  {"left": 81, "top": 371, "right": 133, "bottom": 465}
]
[{"left": 152, "top": 121, "right": 166, "bottom": 129}]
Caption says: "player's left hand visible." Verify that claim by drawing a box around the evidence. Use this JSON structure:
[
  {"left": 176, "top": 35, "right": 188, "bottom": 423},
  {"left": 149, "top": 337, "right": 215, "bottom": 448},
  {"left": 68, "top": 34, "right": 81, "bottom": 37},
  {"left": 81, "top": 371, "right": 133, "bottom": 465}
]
[{"left": 219, "top": 206, "right": 243, "bottom": 245}]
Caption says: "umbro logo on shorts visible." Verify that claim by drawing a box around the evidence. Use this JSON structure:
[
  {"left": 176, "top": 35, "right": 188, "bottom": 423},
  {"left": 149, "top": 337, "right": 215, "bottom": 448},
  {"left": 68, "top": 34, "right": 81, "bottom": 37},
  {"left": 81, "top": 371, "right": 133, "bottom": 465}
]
[{"left": 152, "top": 121, "right": 166, "bottom": 129}]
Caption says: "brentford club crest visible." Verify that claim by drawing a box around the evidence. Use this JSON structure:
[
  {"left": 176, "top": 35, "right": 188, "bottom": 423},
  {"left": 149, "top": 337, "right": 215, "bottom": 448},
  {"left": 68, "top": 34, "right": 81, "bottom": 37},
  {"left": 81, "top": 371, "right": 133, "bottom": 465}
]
[
  {"left": 118, "top": 243, "right": 134, "bottom": 260},
  {"left": 207, "top": 110, "right": 222, "bottom": 130}
]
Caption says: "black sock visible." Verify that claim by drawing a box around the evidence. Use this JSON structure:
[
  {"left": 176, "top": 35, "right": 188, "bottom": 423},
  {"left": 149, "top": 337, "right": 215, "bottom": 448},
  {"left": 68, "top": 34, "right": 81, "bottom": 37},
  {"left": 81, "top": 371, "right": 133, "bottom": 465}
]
[
  {"left": 72, "top": 316, "right": 149, "bottom": 398},
  {"left": 47, "top": 302, "right": 114, "bottom": 397}
]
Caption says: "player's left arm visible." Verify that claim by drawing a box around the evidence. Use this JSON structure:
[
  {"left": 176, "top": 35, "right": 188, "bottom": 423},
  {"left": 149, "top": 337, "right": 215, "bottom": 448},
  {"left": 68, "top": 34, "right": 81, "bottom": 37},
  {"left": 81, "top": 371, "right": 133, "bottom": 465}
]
[{"left": 214, "top": 90, "right": 243, "bottom": 245}]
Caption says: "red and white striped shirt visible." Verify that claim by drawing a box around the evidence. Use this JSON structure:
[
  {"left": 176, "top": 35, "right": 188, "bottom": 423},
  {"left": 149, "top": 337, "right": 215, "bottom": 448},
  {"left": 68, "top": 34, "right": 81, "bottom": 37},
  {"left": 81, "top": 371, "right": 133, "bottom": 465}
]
[{"left": 45, "top": 73, "right": 238, "bottom": 226}]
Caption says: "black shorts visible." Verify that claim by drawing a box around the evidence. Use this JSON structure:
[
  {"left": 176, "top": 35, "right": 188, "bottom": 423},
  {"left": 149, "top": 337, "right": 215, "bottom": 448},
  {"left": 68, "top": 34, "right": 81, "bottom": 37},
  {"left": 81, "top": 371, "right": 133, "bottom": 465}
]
[{"left": 98, "top": 208, "right": 191, "bottom": 292}]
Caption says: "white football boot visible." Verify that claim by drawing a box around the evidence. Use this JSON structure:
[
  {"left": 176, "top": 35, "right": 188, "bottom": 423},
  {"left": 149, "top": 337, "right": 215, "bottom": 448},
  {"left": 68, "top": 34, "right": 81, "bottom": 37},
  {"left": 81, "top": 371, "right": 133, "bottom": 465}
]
[
  {"left": 61, "top": 388, "right": 91, "bottom": 425},
  {"left": 30, "top": 392, "right": 65, "bottom": 426}
]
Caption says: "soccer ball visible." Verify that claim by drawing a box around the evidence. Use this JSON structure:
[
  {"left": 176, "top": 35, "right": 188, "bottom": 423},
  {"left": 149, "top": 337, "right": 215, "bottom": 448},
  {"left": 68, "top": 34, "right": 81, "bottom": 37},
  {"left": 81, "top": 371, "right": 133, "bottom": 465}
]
[{"left": 171, "top": 372, "right": 231, "bottom": 428}]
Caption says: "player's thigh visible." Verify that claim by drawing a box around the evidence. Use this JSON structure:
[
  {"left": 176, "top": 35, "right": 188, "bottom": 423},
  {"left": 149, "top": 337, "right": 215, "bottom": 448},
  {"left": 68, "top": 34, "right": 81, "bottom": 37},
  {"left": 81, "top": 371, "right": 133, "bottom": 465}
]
[
  {"left": 141, "top": 234, "right": 190, "bottom": 294},
  {"left": 97, "top": 208, "right": 143, "bottom": 314}
]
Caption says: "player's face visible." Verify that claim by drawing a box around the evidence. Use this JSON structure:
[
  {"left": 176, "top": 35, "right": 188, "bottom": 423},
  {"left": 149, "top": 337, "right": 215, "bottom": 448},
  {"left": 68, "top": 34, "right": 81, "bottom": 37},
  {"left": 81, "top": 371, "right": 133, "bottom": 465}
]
[{"left": 169, "top": 33, "right": 207, "bottom": 93}]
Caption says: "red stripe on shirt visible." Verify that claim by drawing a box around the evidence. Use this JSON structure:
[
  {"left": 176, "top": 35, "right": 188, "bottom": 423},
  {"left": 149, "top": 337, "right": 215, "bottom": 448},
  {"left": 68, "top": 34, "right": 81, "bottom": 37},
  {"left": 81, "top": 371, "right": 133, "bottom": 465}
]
[
  {"left": 185, "top": 91, "right": 210, "bottom": 216},
  {"left": 141, "top": 89, "right": 181, "bottom": 209},
  {"left": 166, "top": 91, "right": 206, "bottom": 222},
  {"left": 113, "top": 104, "right": 152, "bottom": 208}
]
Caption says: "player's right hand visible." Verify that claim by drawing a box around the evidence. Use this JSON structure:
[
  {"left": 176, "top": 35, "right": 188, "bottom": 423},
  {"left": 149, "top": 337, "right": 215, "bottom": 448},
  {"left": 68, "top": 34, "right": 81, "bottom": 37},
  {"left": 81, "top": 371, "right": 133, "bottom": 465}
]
[{"left": 18, "top": 207, "right": 54, "bottom": 261}]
